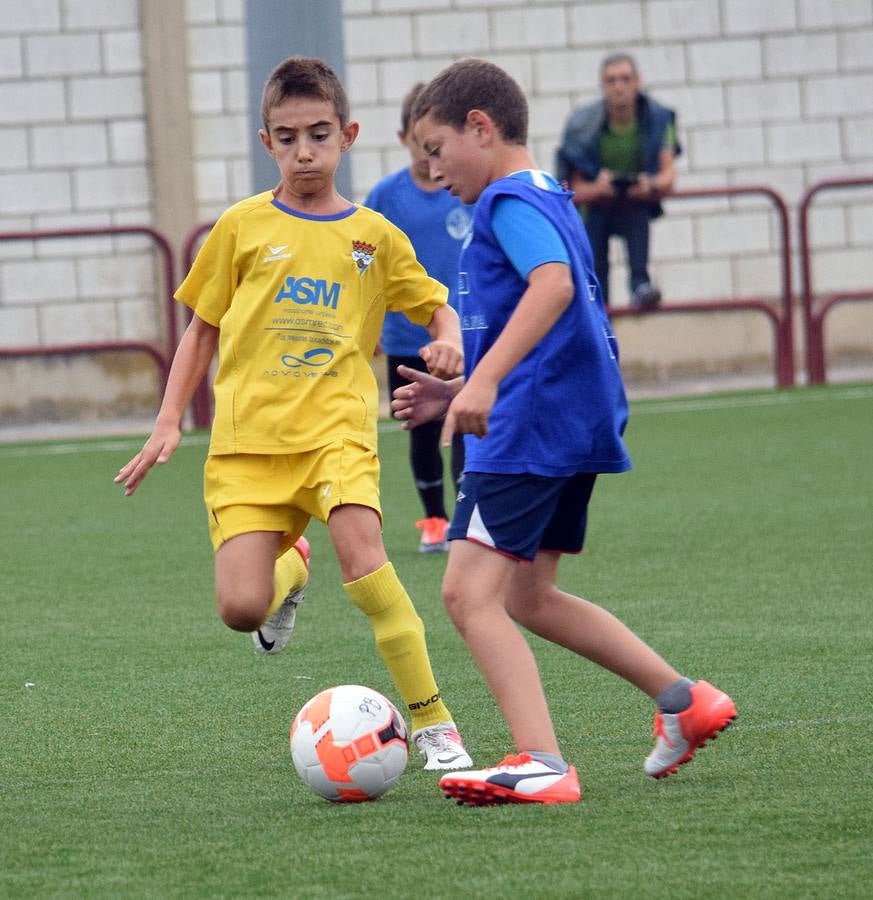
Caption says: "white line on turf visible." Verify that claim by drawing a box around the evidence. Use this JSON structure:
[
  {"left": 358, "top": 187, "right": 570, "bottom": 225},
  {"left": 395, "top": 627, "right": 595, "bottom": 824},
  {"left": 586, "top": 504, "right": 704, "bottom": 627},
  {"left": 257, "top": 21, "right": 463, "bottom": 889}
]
[
  {"left": 0, "top": 433, "right": 211, "bottom": 458},
  {"left": 631, "top": 384, "right": 873, "bottom": 415},
  {"left": 2, "top": 385, "right": 870, "bottom": 458},
  {"left": 2, "top": 714, "right": 868, "bottom": 789}
]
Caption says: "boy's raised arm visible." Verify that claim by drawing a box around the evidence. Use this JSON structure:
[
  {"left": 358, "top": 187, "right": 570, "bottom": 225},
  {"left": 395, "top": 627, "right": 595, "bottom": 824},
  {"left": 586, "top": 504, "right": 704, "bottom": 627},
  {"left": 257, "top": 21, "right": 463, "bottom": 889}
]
[
  {"left": 445, "top": 262, "right": 574, "bottom": 441},
  {"left": 114, "top": 314, "right": 219, "bottom": 496}
]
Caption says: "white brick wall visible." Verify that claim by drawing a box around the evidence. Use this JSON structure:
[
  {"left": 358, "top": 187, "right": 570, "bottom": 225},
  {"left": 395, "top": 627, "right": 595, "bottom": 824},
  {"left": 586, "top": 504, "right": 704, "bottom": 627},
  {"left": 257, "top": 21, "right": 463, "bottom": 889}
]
[
  {"left": 1, "top": 258, "right": 77, "bottom": 304},
  {"left": 62, "top": 0, "right": 139, "bottom": 31},
  {"left": 32, "top": 123, "right": 109, "bottom": 166},
  {"left": 491, "top": 7, "right": 567, "bottom": 50},
  {"left": 798, "top": 0, "right": 872, "bottom": 29},
  {"left": 185, "top": 0, "right": 250, "bottom": 219},
  {"left": 0, "top": 80, "right": 65, "bottom": 123},
  {"left": 767, "top": 122, "right": 842, "bottom": 164},
  {"left": 763, "top": 32, "right": 838, "bottom": 76},
  {"left": 0, "top": 37, "right": 23, "bottom": 77},
  {"left": 103, "top": 30, "right": 143, "bottom": 75},
  {"left": 0, "top": 1, "right": 61, "bottom": 34},
  {"left": 840, "top": 28, "right": 873, "bottom": 71},
  {"left": 688, "top": 39, "right": 763, "bottom": 82},
  {"left": 0, "top": 0, "right": 160, "bottom": 424},
  {"left": 727, "top": 81, "right": 801, "bottom": 124},
  {"left": 1, "top": 171, "right": 73, "bottom": 213},
  {"left": 0, "top": 306, "right": 39, "bottom": 346},
  {"left": 3, "top": 0, "right": 873, "bottom": 425},
  {"left": 723, "top": 0, "right": 797, "bottom": 35},
  {"left": 848, "top": 205, "right": 873, "bottom": 244},
  {"left": 646, "top": 1, "right": 721, "bottom": 41},
  {"left": 569, "top": 3, "right": 645, "bottom": 46},
  {"left": 690, "top": 126, "right": 767, "bottom": 169},
  {"left": 69, "top": 75, "right": 145, "bottom": 119},
  {"left": 0, "top": 128, "right": 28, "bottom": 168},
  {"left": 25, "top": 32, "right": 101, "bottom": 75}
]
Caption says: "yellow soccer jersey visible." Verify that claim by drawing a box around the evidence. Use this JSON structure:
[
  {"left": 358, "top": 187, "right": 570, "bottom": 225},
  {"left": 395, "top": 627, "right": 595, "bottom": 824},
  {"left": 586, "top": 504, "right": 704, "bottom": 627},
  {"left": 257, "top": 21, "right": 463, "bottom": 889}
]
[{"left": 176, "top": 190, "right": 448, "bottom": 455}]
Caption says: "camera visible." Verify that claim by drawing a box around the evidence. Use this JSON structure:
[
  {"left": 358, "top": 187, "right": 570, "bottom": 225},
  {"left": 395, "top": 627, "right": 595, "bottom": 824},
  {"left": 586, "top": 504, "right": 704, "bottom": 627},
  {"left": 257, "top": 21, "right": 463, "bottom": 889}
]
[{"left": 610, "top": 173, "right": 638, "bottom": 195}]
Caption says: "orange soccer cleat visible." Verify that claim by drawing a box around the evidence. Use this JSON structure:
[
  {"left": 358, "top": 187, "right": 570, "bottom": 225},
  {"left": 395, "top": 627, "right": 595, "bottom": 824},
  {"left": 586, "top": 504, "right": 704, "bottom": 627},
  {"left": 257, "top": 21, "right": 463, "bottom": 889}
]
[
  {"left": 439, "top": 754, "right": 581, "bottom": 806},
  {"left": 415, "top": 517, "right": 449, "bottom": 553},
  {"left": 644, "top": 680, "right": 737, "bottom": 778}
]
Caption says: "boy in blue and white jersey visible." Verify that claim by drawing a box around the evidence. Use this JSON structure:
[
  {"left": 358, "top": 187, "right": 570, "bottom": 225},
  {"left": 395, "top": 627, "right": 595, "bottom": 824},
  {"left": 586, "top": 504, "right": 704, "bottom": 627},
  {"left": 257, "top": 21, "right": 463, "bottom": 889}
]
[
  {"left": 392, "top": 59, "right": 736, "bottom": 806},
  {"left": 365, "top": 83, "right": 470, "bottom": 553}
]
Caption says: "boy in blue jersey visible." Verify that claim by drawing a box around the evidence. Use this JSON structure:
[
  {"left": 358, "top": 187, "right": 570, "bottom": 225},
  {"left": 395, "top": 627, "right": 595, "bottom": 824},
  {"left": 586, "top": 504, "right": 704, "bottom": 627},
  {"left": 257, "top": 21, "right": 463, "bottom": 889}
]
[
  {"left": 392, "top": 59, "right": 736, "bottom": 805},
  {"left": 364, "top": 83, "right": 471, "bottom": 553}
]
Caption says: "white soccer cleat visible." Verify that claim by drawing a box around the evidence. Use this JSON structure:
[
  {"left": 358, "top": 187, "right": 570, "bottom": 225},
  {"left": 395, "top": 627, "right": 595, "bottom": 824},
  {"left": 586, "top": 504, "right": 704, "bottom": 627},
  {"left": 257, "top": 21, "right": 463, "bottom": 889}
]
[
  {"left": 252, "top": 538, "right": 310, "bottom": 655},
  {"left": 411, "top": 721, "right": 473, "bottom": 770}
]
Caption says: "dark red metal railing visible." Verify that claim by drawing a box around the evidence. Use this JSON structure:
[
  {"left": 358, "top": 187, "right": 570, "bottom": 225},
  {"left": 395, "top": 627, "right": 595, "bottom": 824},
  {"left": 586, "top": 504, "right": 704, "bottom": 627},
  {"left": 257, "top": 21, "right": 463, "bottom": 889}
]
[
  {"left": 0, "top": 226, "right": 177, "bottom": 407},
  {"left": 4, "top": 190, "right": 799, "bottom": 431},
  {"left": 798, "top": 176, "right": 873, "bottom": 384},
  {"left": 599, "top": 185, "right": 795, "bottom": 388}
]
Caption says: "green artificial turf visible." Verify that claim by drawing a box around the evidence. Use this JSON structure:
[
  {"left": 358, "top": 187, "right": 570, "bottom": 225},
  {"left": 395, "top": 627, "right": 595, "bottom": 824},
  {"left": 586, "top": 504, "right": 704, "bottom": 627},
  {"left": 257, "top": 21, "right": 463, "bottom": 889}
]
[{"left": 1, "top": 384, "right": 871, "bottom": 898}]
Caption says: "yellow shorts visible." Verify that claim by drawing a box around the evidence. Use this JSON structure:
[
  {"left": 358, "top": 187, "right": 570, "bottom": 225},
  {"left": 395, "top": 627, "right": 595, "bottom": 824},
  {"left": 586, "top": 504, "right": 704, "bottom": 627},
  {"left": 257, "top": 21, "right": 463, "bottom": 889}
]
[{"left": 203, "top": 440, "right": 382, "bottom": 552}]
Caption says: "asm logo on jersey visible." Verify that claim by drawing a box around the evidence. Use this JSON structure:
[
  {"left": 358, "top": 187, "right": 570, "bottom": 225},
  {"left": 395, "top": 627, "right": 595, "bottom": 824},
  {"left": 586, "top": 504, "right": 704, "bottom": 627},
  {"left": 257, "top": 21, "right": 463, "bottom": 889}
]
[{"left": 273, "top": 276, "right": 341, "bottom": 309}]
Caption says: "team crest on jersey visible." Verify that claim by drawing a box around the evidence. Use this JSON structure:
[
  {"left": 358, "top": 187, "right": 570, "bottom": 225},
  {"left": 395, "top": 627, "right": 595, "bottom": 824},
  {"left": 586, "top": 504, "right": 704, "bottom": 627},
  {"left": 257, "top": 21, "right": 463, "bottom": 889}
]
[{"left": 352, "top": 240, "right": 376, "bottom": 275}]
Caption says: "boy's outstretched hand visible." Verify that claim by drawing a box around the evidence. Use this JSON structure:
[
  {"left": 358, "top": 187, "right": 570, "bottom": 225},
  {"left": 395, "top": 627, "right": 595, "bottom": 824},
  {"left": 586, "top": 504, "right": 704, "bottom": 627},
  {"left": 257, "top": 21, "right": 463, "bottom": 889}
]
[
  {"left": 113, "top": 422, "right": 181, "bottom": 496},
  {"left": 391, "top": 364, "right": 495, "bottom": 446},
  {"left": 391, "top": 365, "right": 458, "bottom": 431}
]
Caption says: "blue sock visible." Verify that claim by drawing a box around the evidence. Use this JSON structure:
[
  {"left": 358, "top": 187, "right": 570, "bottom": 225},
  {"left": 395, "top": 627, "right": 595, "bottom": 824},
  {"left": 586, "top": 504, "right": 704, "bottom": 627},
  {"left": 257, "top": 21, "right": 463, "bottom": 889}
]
[
  {"left": 656, "top": 677, "right": 695, "bottom": 713},
  {"left": 528, "top": 751, "right": 569, "bottom": 773}
]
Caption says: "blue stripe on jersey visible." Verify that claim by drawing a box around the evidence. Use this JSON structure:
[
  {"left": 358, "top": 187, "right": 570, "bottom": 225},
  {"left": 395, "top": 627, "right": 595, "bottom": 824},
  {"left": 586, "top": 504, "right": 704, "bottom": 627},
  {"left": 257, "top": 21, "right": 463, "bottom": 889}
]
[
  {"left": 271, "top": 199, "right": 357, "bottom": 221},
  {"left": 492, "top": 196, "right": 570, "bottom": 279}
]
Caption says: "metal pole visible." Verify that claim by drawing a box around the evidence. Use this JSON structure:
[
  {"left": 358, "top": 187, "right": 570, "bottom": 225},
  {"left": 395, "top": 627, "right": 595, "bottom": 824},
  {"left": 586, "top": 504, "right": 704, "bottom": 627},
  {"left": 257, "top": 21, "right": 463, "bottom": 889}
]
[{"left": 245, "top": 0, "right": 350, "bottom": 197}]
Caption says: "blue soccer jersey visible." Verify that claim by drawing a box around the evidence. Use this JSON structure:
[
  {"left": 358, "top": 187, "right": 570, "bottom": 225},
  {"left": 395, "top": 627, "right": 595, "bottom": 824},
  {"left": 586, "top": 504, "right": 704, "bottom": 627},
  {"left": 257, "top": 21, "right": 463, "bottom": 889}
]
[
  {"left": 459, "top": 170, "right": 631, "bottom": 477},
  {"left": 364, "top": 168, "right": 471, "bottom": 356}
]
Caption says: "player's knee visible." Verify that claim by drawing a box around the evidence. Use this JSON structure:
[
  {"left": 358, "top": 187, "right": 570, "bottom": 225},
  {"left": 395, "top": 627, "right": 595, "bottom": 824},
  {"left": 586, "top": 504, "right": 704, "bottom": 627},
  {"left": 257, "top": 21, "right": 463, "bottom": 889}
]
[
  {"left": 217, "top": 589, "right": 270, "bottom": 632},
  {"left": 335, "top": 543, "right": 389, "bottom": 584},
  {"left": 441, "top": 581, "right": 469, "bottom": 629}
]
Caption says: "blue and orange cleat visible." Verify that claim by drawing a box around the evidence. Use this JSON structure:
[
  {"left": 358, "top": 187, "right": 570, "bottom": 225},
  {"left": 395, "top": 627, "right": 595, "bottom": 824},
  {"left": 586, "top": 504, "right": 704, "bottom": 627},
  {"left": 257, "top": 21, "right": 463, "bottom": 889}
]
[
  {"left": 416, "top": 517, "right": 449, "bottom": 553},
  {"left": 439, "top": 753, "right": 581, "bottom": 806},
  {"left": 644, "top": 679, "right": 737, "bottom": 778}
]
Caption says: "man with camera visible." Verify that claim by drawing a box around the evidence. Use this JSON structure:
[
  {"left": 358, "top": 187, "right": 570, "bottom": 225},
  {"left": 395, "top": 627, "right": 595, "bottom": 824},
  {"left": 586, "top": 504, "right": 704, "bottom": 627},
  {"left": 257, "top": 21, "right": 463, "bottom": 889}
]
[{"left": 556, "top": 53, "right": 679, "bottom": 309}]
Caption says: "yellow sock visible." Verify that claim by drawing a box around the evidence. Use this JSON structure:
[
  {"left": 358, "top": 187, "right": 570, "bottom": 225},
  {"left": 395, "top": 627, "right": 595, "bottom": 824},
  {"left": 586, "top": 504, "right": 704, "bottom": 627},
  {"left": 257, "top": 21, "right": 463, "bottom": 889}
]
[
  {"left": 267, "top": 544, "right": 309, "bottom": 618},
  {"left": 344, "top": 562, "right": 452, "bottom": 730}
]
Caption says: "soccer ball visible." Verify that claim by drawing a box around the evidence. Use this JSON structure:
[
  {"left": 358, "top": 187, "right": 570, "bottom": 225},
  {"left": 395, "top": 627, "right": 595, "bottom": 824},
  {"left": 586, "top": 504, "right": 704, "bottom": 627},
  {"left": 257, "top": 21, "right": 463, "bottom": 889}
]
[{"left": 290, "top": 684, "right": 409, "bottom": 802}]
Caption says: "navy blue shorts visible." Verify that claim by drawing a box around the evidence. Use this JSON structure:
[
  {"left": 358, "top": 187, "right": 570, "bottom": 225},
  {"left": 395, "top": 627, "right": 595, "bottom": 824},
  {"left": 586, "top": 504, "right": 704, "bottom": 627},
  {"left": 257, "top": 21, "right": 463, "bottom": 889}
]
[{"left": 447, "top": 471, "right": 597, "bottom": 561}]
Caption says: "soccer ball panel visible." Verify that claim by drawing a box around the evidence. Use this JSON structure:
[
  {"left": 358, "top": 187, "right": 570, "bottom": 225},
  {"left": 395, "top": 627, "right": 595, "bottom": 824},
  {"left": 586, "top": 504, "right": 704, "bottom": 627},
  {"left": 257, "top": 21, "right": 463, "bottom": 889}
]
[{"left": 290, "top": 685, "right": 408, "bottom": 802}]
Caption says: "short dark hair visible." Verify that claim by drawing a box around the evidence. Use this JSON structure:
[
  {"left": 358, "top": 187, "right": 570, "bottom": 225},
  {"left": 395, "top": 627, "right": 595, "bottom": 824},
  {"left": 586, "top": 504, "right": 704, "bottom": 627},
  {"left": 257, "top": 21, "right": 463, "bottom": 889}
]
[
  {"left": 600, "top": 52, "right": 639, "bottom": 78},
  {"left": 400, "top": 82, "right": 426, "bottom": 135},
  {"left": 412, "top": 58, "right": 527, "bottom": 145},
  {"left": 260, "top": 57, "right": 350, "bottom": 130}
]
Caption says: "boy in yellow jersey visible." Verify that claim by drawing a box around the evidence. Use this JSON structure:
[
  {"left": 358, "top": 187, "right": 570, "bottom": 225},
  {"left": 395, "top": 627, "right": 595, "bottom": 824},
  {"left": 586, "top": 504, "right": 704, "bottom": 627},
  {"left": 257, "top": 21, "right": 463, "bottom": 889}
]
[{"left": 115, "top": 57, "right": 472, "bottom": 771}]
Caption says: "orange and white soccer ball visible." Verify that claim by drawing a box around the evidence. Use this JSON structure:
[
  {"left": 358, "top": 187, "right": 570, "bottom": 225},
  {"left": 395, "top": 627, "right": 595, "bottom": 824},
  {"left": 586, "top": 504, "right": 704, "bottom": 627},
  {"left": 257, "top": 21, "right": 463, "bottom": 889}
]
[{"left": 290, "top": 684, "right": 409, "bottom": 802}]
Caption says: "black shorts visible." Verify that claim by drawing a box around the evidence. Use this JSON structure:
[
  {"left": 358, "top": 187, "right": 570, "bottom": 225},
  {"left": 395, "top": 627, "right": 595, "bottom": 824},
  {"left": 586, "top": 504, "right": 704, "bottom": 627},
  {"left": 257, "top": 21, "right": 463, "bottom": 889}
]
[{"left": 447, "top": 471, "right": 597, "bottom": 561}]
